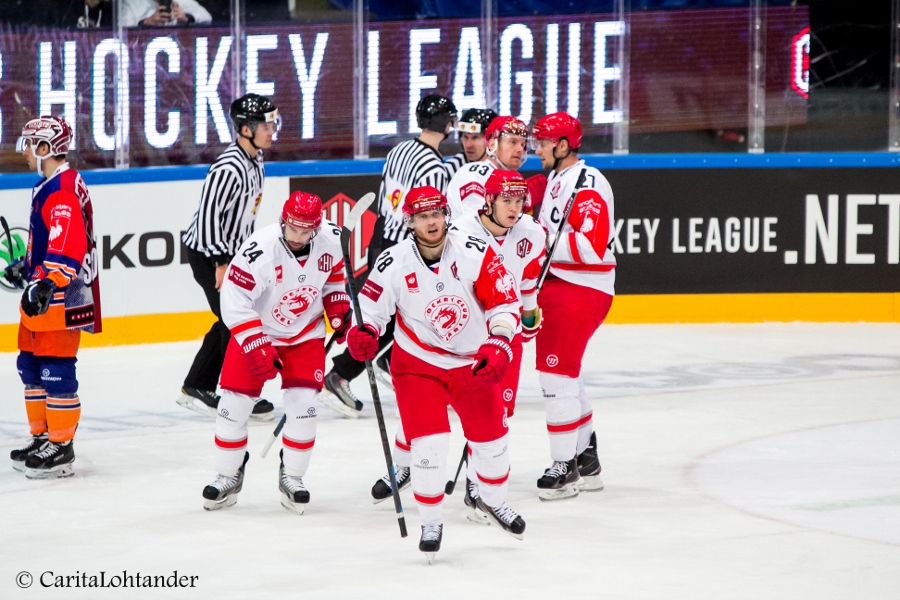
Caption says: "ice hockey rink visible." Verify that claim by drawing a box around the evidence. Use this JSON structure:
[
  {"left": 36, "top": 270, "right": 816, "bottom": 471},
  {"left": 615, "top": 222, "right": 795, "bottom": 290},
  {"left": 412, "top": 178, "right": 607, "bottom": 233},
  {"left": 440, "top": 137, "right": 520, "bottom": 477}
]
[{"left": 1, "top": 322, "right": 898, "bottom": 599}]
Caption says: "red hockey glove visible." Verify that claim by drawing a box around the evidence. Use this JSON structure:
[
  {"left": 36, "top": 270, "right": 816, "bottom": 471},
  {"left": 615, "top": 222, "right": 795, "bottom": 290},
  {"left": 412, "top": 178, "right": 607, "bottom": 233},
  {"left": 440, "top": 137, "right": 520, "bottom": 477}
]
[
  {"left": 324, "top": 291, "right": 352, "bottom": 343},
  {"left": 521, "top": 307, "right": 542, "bottom": 342},
  {"left": 347, "top": 324, "right": 379, "bottom": 362},
  {"left": 472, "top": 335, "right": 513, "bottom": 384},
  {"left": 241, "top": 333, "right": 283, "bottom": 380},
  {"left": 526, "top": 174, "right": 547, "bottom": 212}
]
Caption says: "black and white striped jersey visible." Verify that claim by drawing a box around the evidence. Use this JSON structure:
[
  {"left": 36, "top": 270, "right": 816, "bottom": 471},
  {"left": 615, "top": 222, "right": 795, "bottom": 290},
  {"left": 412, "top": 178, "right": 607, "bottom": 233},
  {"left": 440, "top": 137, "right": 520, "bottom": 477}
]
[
  {"left": 182, "top": 142, "right": 265, "bottom": 263},
  {"left": 378, "top": 138, "right": 448, "bottom": 243},
  {"left": 444, "top": 152, "right": 469, "bottom": 180}
]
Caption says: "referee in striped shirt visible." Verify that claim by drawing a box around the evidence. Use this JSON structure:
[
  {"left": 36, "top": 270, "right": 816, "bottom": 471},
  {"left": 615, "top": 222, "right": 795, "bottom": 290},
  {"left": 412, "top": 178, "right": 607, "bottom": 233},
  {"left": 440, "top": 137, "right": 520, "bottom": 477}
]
[
  {"left": 319, "top": 94, "right": 458, "bottom": 418},
  {"left": 178, "top": 93, "right": 280, "bottom": 420}
]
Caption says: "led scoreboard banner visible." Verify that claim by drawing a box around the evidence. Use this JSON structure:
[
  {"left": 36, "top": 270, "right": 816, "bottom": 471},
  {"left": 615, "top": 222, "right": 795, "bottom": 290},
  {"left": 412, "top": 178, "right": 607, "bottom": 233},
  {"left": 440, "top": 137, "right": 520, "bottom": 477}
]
[{"left": 0, "top": 7, "right": 808, "bottom": 168}]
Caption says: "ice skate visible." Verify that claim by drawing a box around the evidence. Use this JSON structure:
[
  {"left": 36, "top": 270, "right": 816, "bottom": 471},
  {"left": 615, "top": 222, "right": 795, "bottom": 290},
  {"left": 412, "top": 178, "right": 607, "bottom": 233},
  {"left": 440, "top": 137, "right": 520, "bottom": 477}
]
[
  {"left": 576, "top": 431, "right": 604, "bottom": 491},
  {"left": 250, "top": 398, "right": 275, "bottom": 422},
  {"left": 374, "top": 351, "right": 394, "bottom": 391},
  {"left": 24, "top": 440, "right": 75, "bottom": 479},
  {"left": 11, "top": 433, "right": 47, "bottom": 472},
  {"left": 537, "top": 458, "right": 580, "bottom": 501},
  {"left": 475, "top": 497, "right": 526, "bottom": 540},
  {"left": 319, "top": 371, "right": 363, "bottom": 419},
  {"left": 371, "top": 466, "right": 411, "bottom": 504},
  {"left": 202, "top": 452, "right": 248, "bottom": 511},
  {"left": 176, "top": 387, "right": 220, "bottom": 417},
  {"left": 464, "top": 478, "right": 489, "bottom": 525},
  {"left": 419, "top": 524, "right": 443, "bottom": 564},
  {"left": 278, "top": 461, "right": 310, "bottom": 515}
]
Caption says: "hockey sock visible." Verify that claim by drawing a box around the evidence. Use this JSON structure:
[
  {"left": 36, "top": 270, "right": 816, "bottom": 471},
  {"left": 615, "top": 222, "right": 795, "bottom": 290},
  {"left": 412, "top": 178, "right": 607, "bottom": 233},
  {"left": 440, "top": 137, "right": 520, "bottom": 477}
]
[
  {"left": 282, "top": 387, "right": 318, "bottom": 476},
  {"left": 576, "top": 377, "right": 594, "bottom": 455},
  {"left": 393, "top": 423, "right": 411, "bottom": 469},
  {"left": 214, "top": 391, "right": 253, "bottom": 475},
  {"left": 469, "top": 435, "right": 511, "bottom": 508},
  {"left": 410, "top": 433, "right": 449, "bottom": 527},
  {"left": 24, "top": 385, "right": 47, "bottom": 435},
  {"left": 539, "top": 371, "right": 581, "bottom": 461},
  {"left": 45, "top": 393, "right": 80, "bottom": 443}
]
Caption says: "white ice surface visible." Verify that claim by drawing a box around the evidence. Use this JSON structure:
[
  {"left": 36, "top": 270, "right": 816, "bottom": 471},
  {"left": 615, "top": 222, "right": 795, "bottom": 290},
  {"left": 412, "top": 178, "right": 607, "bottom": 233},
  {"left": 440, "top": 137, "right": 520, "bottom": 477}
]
[{"left": 1, "top": 323, "right": 899, "bottom": 599}]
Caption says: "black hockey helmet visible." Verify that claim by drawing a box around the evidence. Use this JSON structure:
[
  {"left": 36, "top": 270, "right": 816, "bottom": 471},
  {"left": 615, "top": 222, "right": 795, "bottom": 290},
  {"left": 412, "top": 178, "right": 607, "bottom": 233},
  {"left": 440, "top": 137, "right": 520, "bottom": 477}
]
[
  {"left": 416, "top": 94, "right": 458, "bottom": 134},
  {"left": 230, "top": 93, "right": 280, "bottom": 134},
  {"left": 457, "top": 108, "right": 498, "bottom": 135}
]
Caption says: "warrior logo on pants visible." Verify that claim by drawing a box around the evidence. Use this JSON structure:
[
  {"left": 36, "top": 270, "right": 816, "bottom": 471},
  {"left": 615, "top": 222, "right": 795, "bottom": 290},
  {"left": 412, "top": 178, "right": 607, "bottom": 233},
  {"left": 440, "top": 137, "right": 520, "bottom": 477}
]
[{"left": 425, "top": 295, "right": 470, "bottom": 342}]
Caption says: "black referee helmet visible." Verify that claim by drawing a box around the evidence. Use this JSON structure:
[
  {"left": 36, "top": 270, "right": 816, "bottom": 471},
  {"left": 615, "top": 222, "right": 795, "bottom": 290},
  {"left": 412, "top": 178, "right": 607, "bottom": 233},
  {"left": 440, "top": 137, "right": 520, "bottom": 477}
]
[
  {"left": 230, "top": 94, "right": 279, "bottom": 134},
  {"left": 457, "top": 108, "right": 498, "bottom": 135},
  {"left": 416, "top": 94, "right": 458, "bottom": 134}
]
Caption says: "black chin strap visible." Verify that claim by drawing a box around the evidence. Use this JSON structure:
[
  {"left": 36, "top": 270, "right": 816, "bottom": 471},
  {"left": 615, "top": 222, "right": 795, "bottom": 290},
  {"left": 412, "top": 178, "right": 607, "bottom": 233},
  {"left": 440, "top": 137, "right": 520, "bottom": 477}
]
[{"left": 485, "top": 204, "right": 512, "bottom": 232}]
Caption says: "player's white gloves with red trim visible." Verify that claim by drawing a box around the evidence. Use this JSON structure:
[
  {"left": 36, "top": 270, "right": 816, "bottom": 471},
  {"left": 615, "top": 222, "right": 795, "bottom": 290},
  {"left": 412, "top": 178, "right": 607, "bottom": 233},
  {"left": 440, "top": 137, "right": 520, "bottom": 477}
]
[
  {"left": 241, "top": 333, "right": 283, "bottom": 380},
  {"left": 521, "top": 307, "right": 542, "bottom": 342},
  {"left": 324, "top": 291, "right": 352, "bottom": 343},
  {"left": 347, "top": 324, "right": 379, "bottom": 361},
  {"left": 472, "top": 335, "right": 513, "bottom": 384}
]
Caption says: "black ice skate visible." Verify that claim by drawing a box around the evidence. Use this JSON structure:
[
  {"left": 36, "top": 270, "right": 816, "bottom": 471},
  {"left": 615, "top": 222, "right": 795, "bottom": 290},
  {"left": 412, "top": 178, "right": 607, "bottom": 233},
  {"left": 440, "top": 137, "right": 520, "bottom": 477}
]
[
  {"left": 10, "top": 433, "right": 47, "bottom": 472},
  {"left": 319, "top": 371, "right": 363, "bottom": 419},
  {"left": 202, "top": 452, "right": 249, "bottom": 511},
  {"left": 374, "top": 350, "right": 394, "bottom": 391},
  {"left": 177, "top": 387, "right": 220, "bottom": 417},
  {"left": 371, "top": 466, "right": 411, "bottom": 504},
  {"left": 536, "top": 458, "right": 580, "bottom": 501},
  {"left": 474, "top": 497, "right": 526, "bottom": 540},
  {"left": 279, "top": 454, "right": 310, "bottom": 515},
  {"left": 419, "top": 524, "right": 443, "bottom": 564},
  {"left": 464, "top": 478, "right": 489, "bottom": 525},
  {"left": 250, "top": 398, "right": 275, "bottom": 422},
  {"left": 24, "top": 440, "right": 75, "bottom": 479},
  {"left": 576, "top": 431, "right": 604, "bottom": 492}
]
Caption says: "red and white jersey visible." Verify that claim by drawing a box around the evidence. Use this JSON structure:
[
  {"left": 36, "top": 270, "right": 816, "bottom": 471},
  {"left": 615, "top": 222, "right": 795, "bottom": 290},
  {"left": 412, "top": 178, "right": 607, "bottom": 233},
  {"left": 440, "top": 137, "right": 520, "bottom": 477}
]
[
  {"left": 358, "top": 228, "right": 521, "bottom": 370},
  {"left": 456, "top": 215, "right": 547, "bottom": 311},
  {"left": 220, "top": 221, "right": 346, "bottom": 346},
  {"left": 538, "top": 160, "right": 616, "bottom": 295},
  {"left": 446, "top": 159, "right": 496, "bottom": 219}
]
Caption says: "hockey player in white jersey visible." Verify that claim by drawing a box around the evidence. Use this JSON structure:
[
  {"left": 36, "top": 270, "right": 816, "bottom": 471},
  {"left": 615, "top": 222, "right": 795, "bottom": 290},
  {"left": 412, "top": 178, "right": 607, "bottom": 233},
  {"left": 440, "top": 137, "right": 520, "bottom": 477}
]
[
  {"left": 201, "top": 192, "right": 351, "bottom": 514},
  {"left": 452, "top": 169, "right": 547, "bottom": 517},
  {"left": 531, "top": 112, "right": 615, "bottom": 500},
  {"left": 346, "top": 186, "right": 526, "bottom": 560},
  {"left": 443, "top": 108, "right": 497, "bottom": 179},
  {"left": 445, "top": 116, "right": 529, "bottom": 219}
]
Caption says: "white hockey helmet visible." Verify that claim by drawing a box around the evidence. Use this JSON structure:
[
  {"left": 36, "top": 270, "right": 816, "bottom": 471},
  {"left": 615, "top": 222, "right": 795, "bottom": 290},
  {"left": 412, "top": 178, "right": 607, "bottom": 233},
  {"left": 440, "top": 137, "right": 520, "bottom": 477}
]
[{"left": 16, "top": 116, "right": 74, "bottom": 156}]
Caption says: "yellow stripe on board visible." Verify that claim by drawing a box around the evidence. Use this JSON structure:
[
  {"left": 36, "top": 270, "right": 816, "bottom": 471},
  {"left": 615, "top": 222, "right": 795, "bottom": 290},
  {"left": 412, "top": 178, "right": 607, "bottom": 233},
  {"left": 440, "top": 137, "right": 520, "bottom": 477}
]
[{"left": 0, "top": 293, "right": 897, "bottom": 353}]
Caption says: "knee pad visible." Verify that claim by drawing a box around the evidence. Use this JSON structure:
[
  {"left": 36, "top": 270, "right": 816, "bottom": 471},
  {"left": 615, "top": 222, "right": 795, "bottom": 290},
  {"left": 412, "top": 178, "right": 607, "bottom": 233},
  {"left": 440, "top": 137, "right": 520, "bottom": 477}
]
[
  {"left": 539, "top": 371, "right": 579, "bottom": 401},
  {"left": 283, "top": 386, "right": 318, "bottom": 419},
  {"left": 17, "top": 352, "right": 42, "bottom": 387},
  {"left": 38, "top": 356, "right": 78, "bottom": 396},
  {"left": 215, "top": 391, "right": 253, "bottom": 439}
]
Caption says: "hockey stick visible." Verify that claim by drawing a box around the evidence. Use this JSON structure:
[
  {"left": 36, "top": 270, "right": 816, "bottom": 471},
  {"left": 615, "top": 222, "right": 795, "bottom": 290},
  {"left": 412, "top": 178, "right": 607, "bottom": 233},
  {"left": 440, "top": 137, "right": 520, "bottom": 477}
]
[
  {"left": 444, "top": 442, "right": 468, "bottom": 495},
  {"left": 259, "top": 192, "right": 376, "bottom": 460},
  {"left": 1, "top": 216, "right": 25, "bottom": 289},
  {"left": 534, "top": 168, "right": 588, "bottom": 292},
  {"left": 341, "top": 201, "right": 408, "bottom": 539}
]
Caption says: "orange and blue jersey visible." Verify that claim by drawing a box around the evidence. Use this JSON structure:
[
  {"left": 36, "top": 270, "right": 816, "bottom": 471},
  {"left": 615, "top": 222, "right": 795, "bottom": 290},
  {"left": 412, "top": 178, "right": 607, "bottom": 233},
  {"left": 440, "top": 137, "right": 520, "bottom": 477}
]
[{"left": 22, "top": 164, "right": 101, "bottom": 334}]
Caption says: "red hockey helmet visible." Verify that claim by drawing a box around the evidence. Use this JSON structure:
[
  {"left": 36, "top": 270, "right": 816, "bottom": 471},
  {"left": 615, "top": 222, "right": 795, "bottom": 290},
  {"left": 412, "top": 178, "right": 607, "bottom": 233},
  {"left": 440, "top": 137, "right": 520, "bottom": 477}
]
[
  {"left": 17, "top": 116, "right": 74, "bottom": 156},
  {"left": 402, "top": 186, "right": 449, "bottom": 219},
  {"left": 532, "top": 112, "right": 583, "bottom": 149},
  {"left": 485, "top": 116, "right": 529, "bottom": 142},
  {"left": 282, "top": 191, "right": 323, "bottom": 230},
  {"left": 484, "top": 170, "right": 528, "bottom": 201}
]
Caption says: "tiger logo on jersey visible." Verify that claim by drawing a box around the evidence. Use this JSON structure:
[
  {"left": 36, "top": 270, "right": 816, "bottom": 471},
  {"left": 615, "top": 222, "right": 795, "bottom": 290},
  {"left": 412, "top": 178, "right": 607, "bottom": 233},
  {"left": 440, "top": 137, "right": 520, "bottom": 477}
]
[
  {"left": 272, "top": 286, "right": 320, "bottom": 325},
  {"left": 425, "top": 295, "right": 470, "bottom": 342}
]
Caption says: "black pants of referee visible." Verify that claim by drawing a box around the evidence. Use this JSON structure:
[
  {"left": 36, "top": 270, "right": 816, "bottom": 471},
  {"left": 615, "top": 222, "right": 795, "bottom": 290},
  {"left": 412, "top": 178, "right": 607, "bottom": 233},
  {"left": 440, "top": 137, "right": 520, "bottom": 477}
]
[
  {"left": 330, "top": 228, "right": 396, "bottom": 381},
  {"left": 183, "top": 248, "right": 230, "bottom": 393}
]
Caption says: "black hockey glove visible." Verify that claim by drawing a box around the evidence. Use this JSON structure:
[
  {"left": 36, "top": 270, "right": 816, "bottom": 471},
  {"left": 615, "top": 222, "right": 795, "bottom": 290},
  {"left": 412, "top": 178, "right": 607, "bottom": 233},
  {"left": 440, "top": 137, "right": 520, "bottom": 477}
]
[
  {"left": 3, "top": 258, "right": 26, "bottom": 289},
  {"left": 21, "top": 279, "right": 57, "bottom": 317}
]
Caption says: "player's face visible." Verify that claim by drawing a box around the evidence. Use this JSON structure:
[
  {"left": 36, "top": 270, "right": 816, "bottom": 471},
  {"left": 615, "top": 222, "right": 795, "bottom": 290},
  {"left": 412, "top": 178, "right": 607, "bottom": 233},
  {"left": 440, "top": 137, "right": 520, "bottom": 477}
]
[
  {"left": 460, "top": 133, "right": 486, "bottom": 162},
  {"left": 495, "top": 135, "right": 527, "bottom": 170},
  {"left": 21, "top": 139, "right": 37, "bottom": 170},
  {"left": 251, "top": 121, "right": 277, "bottom": 149},
  {"left": 410, "top": 209, "right": 447, "bottom": 244},
  {"left": 534, "top": 138, "right": 557, "bottom": 170},
  {"left": 283, "top": 223, "right": 316, "bottom": 250},
  {"left": 492, "top": 195, "right": 525, "bottom": 227}
]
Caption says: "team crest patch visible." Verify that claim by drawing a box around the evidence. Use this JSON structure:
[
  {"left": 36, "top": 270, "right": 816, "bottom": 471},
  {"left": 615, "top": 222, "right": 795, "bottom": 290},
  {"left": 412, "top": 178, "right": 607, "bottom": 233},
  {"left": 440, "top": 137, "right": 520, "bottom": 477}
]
[
  {"left": 272, "top": 286, "right": 320, "bottom": 325},
  {"left": 495, "top": 272, "right": 517, "bottom": 301},
  {"left": 390, "top": 189, "right": 403, "bottom": 210},
  {"left": 405, "top": 272, "right": 419, "bottom": 293},
  {"left": 275, "top": 265, "right": 283, "bottom": 284},
  {"left": 318, "top": 254, "right": 333, "bottom": 272},
  {"left": 516, "top": 239, "right": 532, "bottom": 258},
  {"left": 425, "top": 295, "right": 470, "bottom": 342},
  {"left": 450, "top": 262, "right": 459, "bottom": 280},
  {"left": 550, "top": 181, "right": 561, "bottom": 199}
]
